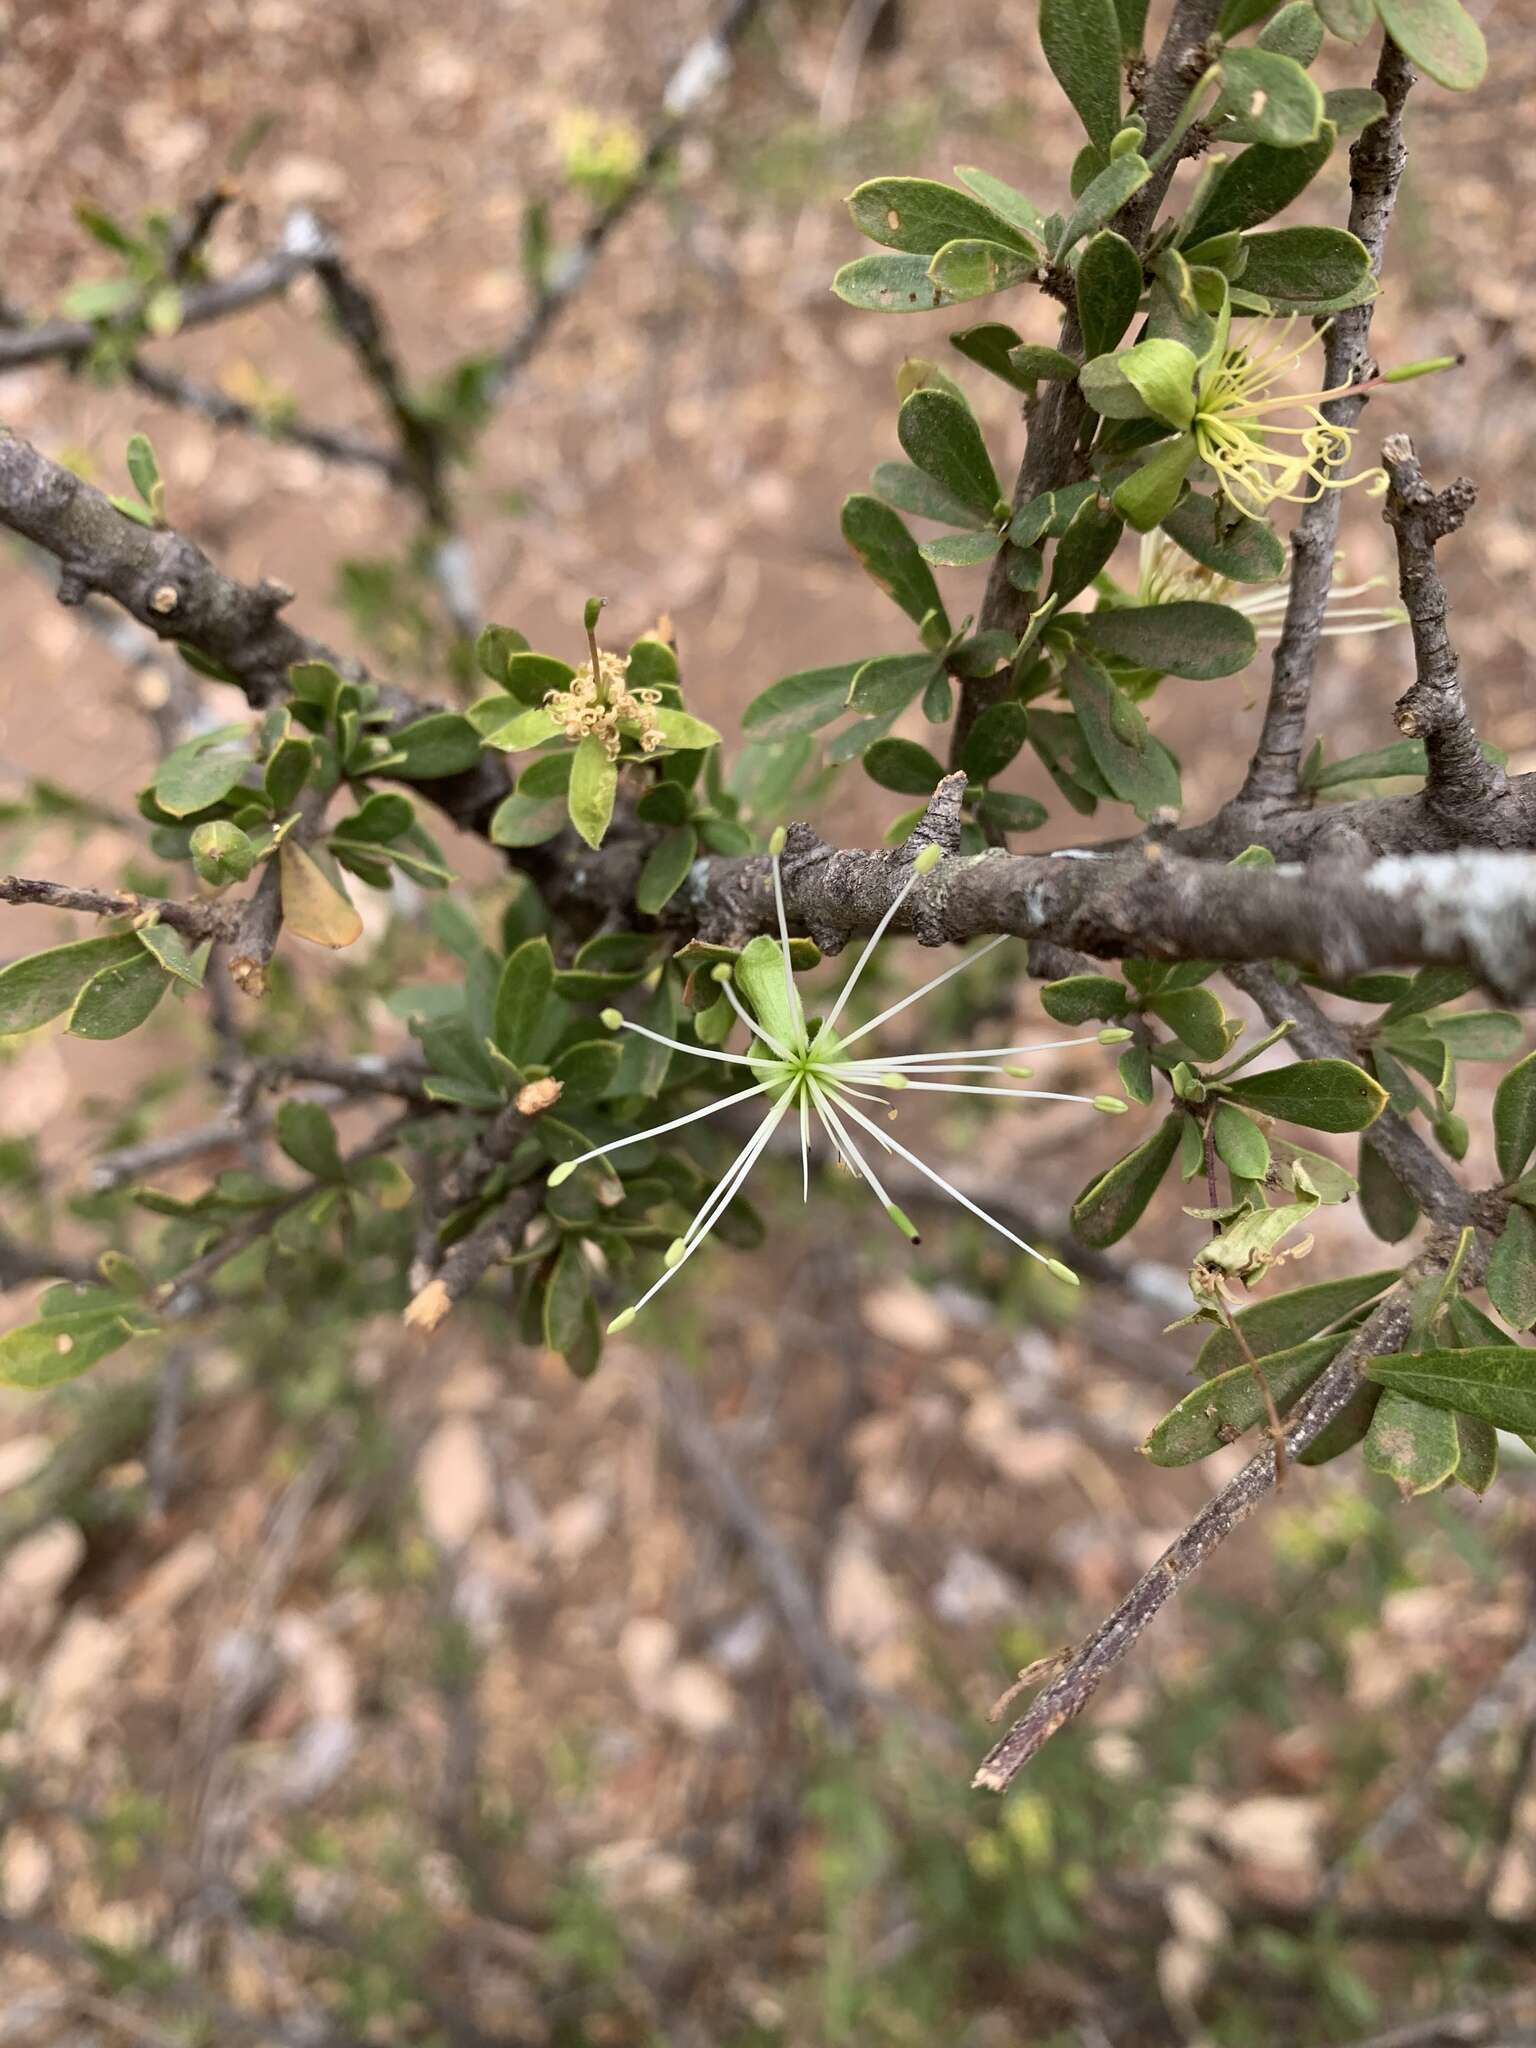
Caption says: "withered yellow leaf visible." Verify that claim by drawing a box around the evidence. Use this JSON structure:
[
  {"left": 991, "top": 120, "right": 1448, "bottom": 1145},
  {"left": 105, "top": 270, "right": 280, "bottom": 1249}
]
[{"left": 278, "top": 840, "right": 364, "bottom": 949}]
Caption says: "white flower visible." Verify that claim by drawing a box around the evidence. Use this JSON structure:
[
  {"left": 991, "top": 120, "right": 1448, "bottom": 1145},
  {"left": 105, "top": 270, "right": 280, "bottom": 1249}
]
[
  {"left": 548, "top": 838, "right": 1129, "bottom": 1333},
  {"left": 1137, "top": 530, "right": 1408, "bottom": 642}
]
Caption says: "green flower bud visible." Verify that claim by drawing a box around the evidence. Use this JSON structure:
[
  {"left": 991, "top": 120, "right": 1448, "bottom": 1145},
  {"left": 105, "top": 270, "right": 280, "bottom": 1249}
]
[{"left": 190, "top": 819, "right": 256, "bottom": 886}]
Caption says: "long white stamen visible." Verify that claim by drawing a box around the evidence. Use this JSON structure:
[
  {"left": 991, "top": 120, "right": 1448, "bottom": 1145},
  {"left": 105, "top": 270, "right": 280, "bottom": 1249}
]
[
  {"left": 843, "top": 1034, "right": 1097, "bottom": 1069},
  {"left": 682, "top": 1093, "right": 791, "bottom": 1249},
  {"left": 799, "top": 1084, "right": 811, "bottom": 1202},
  {"left": 610, "top": 1095, "right": 793, "bottom": 1330},
  {"left": 831, "top": 1092, "right": 1074, "bottom": 1279},
  {"left": 887, "top": 1082, "right": 1106, "bottom": 1103},
  {"left": 810, "top": 1079, "right": 916, "bottom": 1240},
  {"left": 607, "top": 1016, "right": 764, "bottom": 1067},
  {"left": 546, "top": 1080, "right": 770, "bottom": 1183},
  {"left": 837, "top": 935, "right": 1011, "bottom": 1050},
  {"left": 813, "top": 864, "right": 930, "bottom": 1048}
]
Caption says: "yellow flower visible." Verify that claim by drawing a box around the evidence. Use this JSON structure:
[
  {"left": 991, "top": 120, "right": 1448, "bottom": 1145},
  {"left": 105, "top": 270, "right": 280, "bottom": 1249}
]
[
  {"left": 1191, "top": 317, "right": 1385, "bottom": 519},
  {"left": 543, "top": 650, "right": 664, "bottom": 761}
]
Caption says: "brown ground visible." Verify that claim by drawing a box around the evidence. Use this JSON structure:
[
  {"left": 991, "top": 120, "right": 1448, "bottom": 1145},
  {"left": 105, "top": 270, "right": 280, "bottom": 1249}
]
[{"left": 1, "top": 2, "right": 1535, "bottom": 2043}]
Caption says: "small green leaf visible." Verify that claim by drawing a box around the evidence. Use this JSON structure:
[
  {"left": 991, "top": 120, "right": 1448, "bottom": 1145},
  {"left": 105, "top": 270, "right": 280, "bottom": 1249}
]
[
  {"left": 493, "top": 938, "right": 554, "bottom": 1067},
  {"left": 1147, "top": 986, "right": 1229, "bottom": 1060},
  {"left": 275, "top": 1100, "right": 345, "bottom": 1180},
  {"left": 502, "top": 652, "right": 576, "bottom": 705},
  {"left": 1057, "top": 153, "right": 1151, "bottom": 259},
  {"left": 335, "top": 792, "right": 413, "bottom": 845},
  {"left": 1215, "top": 49, "right": 1324, "bottom": 146},
  {"left": 1376, "top": 0, "right": 1487, "bottom": 88},
  {"left": 1006, "top": 343, "right": 1082, "bottom": 381},
  {"left": 1316, "top": 0, "right": 1375, "bottom": 35},
  {"left": 1495, "top": 1049, "right": 1536, "bottom": 1184},
  {"left": 897, "top": 389, "right": 1002, "bottom": 522},
  {"left": 551, "top": 1039, "right": 623, "bottom": 1105},
  {"left": 975, "top": 789, "right": 1048, "bottom": 835},
  {"left": 1076, "top": 230, "right": 1144, "bottom": 358},
  {"left": 568, "top": 735, "right": 618, "bottom": 850},
  {"left": 1041, "top": 974, "right": 1128, "bottom": 1025},
  {"left": 1080, "top": 337, "right": 1198, "bottom": 425},
  {"left": 920, "top": 530, "right": 1004, "bottom": 566},
  {"left": 861, "top": 738, "right": 945, "bottom": 795},
  {"left": 1257, "top": 1, "right": 1326, "bottom": 63},
  {"left": 1113, "top": 433, "right": 1199, "bottom": 531},
  {"left": 842, "top": 494, "right": 950, "bottom": 632},
  {"left": 264, "top": 731, "right": 313, "bottom": 812},
  {"left": 126, "top": 432, "right": 162, "bottom": 513},
  {"left": 959, "top": 701, "right": 1030, "bottom": 782},
  {"left": 469, "top": 699, "right": 562, "bottom": 751},
  {"left": 1364, "top": 1388, "right": 1461, "bottom": 1496},
  {"left": 0, "top": 934, "right": 145, "bottom": 1035},
  {"left": 1422, "top": 1010, "right": 1522, "bottom": 1062},
  {"left": 636, "top": 825, "right": 699, "bottom": 914},
  {"left": 1454, "top": 1413, "right": 1499, "bottom": 1496},
  {"left": 1488, "top": 1205, "right": 1536, "bottom": 1332},
  {"left": 390, "top": 713, "right": 485, "bottom": 779},
  {"left": 1048, "top": 494, "right": 1124, "bottom": 606},
  {"left": 134, "top": 922, "right": 207, "bottom": 987},
  {"left": 1306, "top": 738, "right": 1429, "bottom": 791},
  {"left": 1076, "top": 600, "right": 1257, "bottom": 679},
  {"left": 650, "top": 708, "right": 721, "bottom": 751},
  {"left": 744, "top": 662, "right": 865, "bottom": 741},
  {"left": 1359, "top": 1135, "right": 1420, "bottom": 1243},
  {"left": 1222, "top": 1058, "right": 1386, "bottom": 1133},
  {"left": 927, "top": 239, "right": 1041, "bottom": 301},
  {"left": 474, "top": 622, "right": 530, "bottom": 686},
  {"left": 832, "top": 253, "right": 956, "bottom": 313},
  {"left": 870, "top": 458, "right": 988, "bottom": 526},
  {"left": 1040, "top": 0, "right": 1124, "bottom": 152},
  {"left": 1182, "top": 127, "right": 1335, "bottom": 243},
  {"left": 846, "top": 177, "right": 1041, "bottom": 255},
  {"left": 1368, "top": 1346, "right": 1536, "bottom": 1434},
  {"left": 0, "top": 1311, "right": 139, "bottom": 1389},
  {"left": 154, "top": 726, "right": 252, "bottom": 818},
  {"left": 1238, "top": 226, "right": 1371, "bottom": 308},
  {"left": 848, "top": 652, "right": 947, "bottom": 718},
  {"left": 1064, "top": 653, "right": 1182, "bottom": 821},
  {"left": 1072, "top": 1111, "right": 1183, "bottom": 1246},
  {"left": 67, "top": 951, "right": 170, "bottom": 1040},
  {"left": 1323, "top": 85, "right": 1387, "bottom": 132},
  {"left": 488, "top": 791, "right": 566, "bottom": 847},
  {"left": 1158, "top": 491, "right": 1287, "bottom": 583},
  {"left": 543, "top": 1235, "right": 594, "bottom": 1355},
  {"left": 1211, "top": 1101, "right": 1272, "bottom": 1181},
  {"left": 1145, "top": 1332, "right": 1346, "bottom": 1465},
  {"left": 952, "top": 167, "right": 1049, "bottom": 248}
]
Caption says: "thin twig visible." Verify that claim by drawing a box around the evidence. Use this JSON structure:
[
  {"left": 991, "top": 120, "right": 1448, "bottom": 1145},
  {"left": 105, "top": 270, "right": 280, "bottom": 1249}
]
[
  {"left": 0, "top": 211, "right": 329, "bottom": 372},
  {"left": 1237, "top": 36, "right": 1415, "bottom": 809},
  {"left": 0, "top": 872, "right": 235, "bottom": 941},
  {"left": 973, "top": 1247, "right": 1462, "bottom": 1791}
]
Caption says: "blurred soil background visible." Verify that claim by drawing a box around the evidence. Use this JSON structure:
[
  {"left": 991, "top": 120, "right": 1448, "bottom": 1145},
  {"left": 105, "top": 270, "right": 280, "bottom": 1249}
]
[{"left": 1, "top": 0, "right": 1535, "bottom": 2042}]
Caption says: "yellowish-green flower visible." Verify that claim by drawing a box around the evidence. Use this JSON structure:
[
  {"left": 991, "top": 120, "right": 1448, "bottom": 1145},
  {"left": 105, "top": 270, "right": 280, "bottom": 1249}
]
[
  {"left": 1082, "top": 314, "right": 1458, "bottom": 529},
  {"left": 547, "top": 838, "right": 1131, "bottom": 1333},
  {"left": 1136, "top": 530, "right": 1408, "bottom": 641},
  {"left": 543, "top": 650, "right": 665, "bottom": 761},
  {"left": 1190, "top": 317, "right": 1385, "bottom": 520}
]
